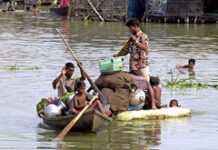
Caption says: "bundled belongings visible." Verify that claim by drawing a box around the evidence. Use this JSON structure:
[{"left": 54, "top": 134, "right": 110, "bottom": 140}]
[
  {"left": 36, "top": 92, "right": 74, "bottom": 117},
  {"left": 36, "top": 88, "right": 109, "bottom": 118},
  {"left": 129, "top": 88, "right": 146, "bottom": 111},
  {"left": 44, "top": 101, "right": 66, "bottom": 118},
  {"left": 95, "top": 72, "right": 132, "bottom": 113},
  {"left": 131, "top": 75, "right": 158, "bottom": 109},
  {"left": 95, "top": 71, "right": 155, "bottom": 114},
  {"left": 36, "top": 92, "right": 112, "bottom": 132}
]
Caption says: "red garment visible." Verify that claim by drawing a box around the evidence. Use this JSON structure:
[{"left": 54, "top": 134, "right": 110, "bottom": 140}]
[{"left": 60, "top": 0, "right": 70, "bottom": 7}]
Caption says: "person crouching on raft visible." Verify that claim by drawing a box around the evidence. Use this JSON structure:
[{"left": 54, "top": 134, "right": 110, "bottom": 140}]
[
  {"left": 149, "top": 76, "right": 161, "bottom": 108},
  {"left": 52, "top": 62, "right": 86, "bottom": 97},
  {"left": 113, "top": 19, "right": 150, "bottom": 81}
]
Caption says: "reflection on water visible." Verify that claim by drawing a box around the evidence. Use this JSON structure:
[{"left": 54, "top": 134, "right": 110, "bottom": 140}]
[
  {"left": 0, "top": 15, "right": 218, "bottom": 149},
  {"left": 37, "top": 120, "right": 161, "bottom": 150}
]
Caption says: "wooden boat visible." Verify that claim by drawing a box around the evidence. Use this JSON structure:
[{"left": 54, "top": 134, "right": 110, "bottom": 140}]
[
  {"left": 41, "top": 109, "right": 111, "bottom": 132},
  {"left": 50, "top": 7, "right": 68, "bottom": 16}
]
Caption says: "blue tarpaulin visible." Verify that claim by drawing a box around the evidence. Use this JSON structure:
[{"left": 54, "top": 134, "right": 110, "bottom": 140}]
[
  {"left": 128, "top": 0, "right": 167, "bottom": 20},
  {"left": 128, "top": 0, "right": 146, "bottom": 20}
]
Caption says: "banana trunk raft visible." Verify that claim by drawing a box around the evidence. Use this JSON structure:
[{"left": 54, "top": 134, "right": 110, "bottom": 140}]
[{"left": 116, "top": 108, "right": 191, "bottom": 121}]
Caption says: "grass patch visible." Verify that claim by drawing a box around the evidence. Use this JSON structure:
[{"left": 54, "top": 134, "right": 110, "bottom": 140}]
[
  {"left": 164, "top": 78, "right": 218, "bottom": 89},
  {"left": 1, "top": 65, "right": 40, "bottom": 71}
]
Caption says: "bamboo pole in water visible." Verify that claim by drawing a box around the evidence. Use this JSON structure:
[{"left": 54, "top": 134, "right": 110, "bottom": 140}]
[
  {"left": 87, "top": 0, "right": 104, "bottom": 22},
  {"left": 55, "top": 95, "right": 98, "bottom": 140}
]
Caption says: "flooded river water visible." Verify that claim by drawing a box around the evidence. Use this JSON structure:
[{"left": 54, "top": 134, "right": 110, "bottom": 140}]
[{"left": 0, "top": 14, "right": 218, "bottom": 150}]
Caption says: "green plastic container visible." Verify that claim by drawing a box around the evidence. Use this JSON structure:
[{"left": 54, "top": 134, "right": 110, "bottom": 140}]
[{"left": 99, "top": 57, "right": 124, "bottom": 74}]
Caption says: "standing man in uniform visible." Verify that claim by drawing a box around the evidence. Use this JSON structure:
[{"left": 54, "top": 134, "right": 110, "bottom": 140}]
[
  {"left": 52, "top": 62, "right": 86, "bottom": 97},
  {"left": 113, "top": 19, "right": 150, "bottom": 81}
]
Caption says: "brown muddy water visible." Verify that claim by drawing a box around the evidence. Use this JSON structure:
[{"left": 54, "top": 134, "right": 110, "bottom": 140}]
[{"left": 0, "top": 14, "right": 218, "bottom": 150}]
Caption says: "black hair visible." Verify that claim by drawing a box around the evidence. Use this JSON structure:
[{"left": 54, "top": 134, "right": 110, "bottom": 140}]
[
  {"left": 33, "top": 4, "right": 36, "bottom": 8},
  {"left": 130, "top": 83, "right": 137, "bottom": 91},
  {"left": 75, "top": 80, "right": 86, "bottom": 91},
  {"left": 188, "top": 59, "right": 196, "bottom": 65},
  {"left": 65, "top": 62, "right": 75, "bottom": 69},
  {"left": 126, "top": 19, "right": 140, "bottom": 27},
  {"left": 150, "top": 76, "right": 160, "bottom": 86},
  {"left": 26, "top": 6, "right": 30, "bottom": 11},
  {"left": 169, "top": 99, "right": 179, "bottom": 107}
]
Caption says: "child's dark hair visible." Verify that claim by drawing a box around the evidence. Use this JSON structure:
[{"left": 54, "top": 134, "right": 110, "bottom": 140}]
[
  {"left": 65, "top": 62, "right": 75, "bottom": 69},
  {"left": 188, "top": 59, "right": 196, "bottom": 65},
  {"left": 126, "top": 19, "right": 140, "bottom": 27},
  {"left": 150, "top": 76, "right": 160, "bottom": 86},
  {"left": 169, "top": 99, "right": 179, "bottom": 107},
  {"left": 75, "top": 81, "right": 86, "bottom": 91}
]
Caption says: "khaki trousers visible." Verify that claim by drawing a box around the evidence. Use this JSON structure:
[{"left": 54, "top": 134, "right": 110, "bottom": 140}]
[{"left": 139, "top": 66, "right": 150, "bottom": 82}]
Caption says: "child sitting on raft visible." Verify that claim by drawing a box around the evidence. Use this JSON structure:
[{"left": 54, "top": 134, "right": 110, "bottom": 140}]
[{"left": 68, "top": 81, "right": 106, "bottom": 114}]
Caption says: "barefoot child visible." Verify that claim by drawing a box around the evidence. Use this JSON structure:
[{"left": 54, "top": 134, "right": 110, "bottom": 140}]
[{"left": 69, "top": 81, "right": 106, "bottom": 114}]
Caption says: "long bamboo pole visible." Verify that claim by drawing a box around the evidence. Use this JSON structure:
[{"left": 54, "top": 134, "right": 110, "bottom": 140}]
[
  {"left": 55, "top": 95, "right": 98, "bottom": 140},
  {"left": 55, "top": 29, "right": 107, "bottom": 104}
]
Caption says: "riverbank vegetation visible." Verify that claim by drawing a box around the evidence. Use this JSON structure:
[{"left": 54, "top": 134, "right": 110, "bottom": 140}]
[
  {"left": 0, "top": 65, "right": 40, "bottom": 71},
  {"left": 164, "top": 78, "right": 218, "bottom": 89}
]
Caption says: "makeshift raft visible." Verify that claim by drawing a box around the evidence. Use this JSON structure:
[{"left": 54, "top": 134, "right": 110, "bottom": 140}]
[
  {"left": 41, "top": 109, "right": 111, "bottom": 132},
  {"left": 117, "top": 107, "right": 191, "bottom": 121}
]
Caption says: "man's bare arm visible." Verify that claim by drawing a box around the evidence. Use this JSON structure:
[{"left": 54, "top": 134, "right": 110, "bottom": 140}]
[
  {"left": 52, "top": 73, "right": 62, "bottom": 89},
  {"left": 52, "top": 68, "right": 65, "bottom": 89},
  {"left": 113, "top": 38, "right": 131, "bottom": 57}
]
